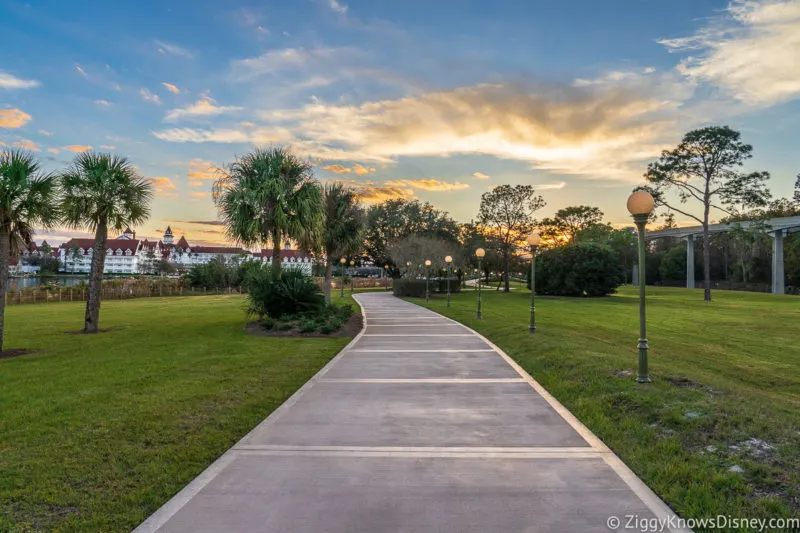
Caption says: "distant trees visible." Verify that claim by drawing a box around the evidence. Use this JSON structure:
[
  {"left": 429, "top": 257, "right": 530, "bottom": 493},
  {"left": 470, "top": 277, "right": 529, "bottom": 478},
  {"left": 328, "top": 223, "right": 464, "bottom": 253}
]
[
  {"left": 644, "top": 126, "right": 771, "bottom": 301},
  {"left": 213, "top": 147, "right": 322, "bottom": 279},
  {"left": 477, "top": 184, "right": 545, "bottom": 292},
  {"left": 539, "top": 205, "right": 604, "bottom": 244},
  {"left": 0, "top": 149, "right": 59, "bottom": 351}
]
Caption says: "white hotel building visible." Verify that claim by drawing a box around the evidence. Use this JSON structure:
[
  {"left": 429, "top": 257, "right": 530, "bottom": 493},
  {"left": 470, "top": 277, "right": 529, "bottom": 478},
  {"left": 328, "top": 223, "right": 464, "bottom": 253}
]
[{"left": 56, "top": 226, "right": 314, "bottom": 275}]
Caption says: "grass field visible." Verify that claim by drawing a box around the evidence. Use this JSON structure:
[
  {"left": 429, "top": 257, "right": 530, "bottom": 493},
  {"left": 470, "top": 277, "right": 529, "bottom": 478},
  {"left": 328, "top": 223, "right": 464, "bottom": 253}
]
[
  {"left": 417, "top": 286, "right": 800, "bottom": 524},
  {"left": 0, "top": 295, "right": 354, "bottom": 532}
]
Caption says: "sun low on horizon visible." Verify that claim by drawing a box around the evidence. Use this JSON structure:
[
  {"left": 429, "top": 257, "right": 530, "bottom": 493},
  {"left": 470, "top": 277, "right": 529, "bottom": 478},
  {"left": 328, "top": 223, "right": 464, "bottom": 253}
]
[{"left": 1, "top": 0, "right": 798, "bottom": 246}]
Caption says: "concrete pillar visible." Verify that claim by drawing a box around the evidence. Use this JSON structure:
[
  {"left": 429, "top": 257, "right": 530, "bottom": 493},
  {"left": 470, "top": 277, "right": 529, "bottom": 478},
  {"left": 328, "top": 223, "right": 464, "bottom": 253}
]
[
  {"left": 685, "top": 235, "right": 695, "bottom": 289},
  {"left": 772, "top": 230, "right": 785, "bottom": 295}
]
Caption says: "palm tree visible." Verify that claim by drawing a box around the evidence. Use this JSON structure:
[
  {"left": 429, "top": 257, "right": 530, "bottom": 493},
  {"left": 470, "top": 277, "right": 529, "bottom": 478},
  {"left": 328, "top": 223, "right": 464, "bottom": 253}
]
[
  {"left": 321, "top": 183, "right": 364, "bottom": 303},
  {"left": 213, "top": 146, "right": 322, "bottom": 278},
  {"left": 0, "top": 149, "right": 58, "bottom": 351},
  {"left": 61, "top": 152, "right": 152, "bottom": 333}
]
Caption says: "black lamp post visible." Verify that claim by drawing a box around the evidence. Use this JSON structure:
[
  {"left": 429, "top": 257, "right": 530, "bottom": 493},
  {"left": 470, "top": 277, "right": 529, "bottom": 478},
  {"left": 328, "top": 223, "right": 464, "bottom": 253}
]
[
  {"left": 526, "top": 230, "right": 541, "bottom": 333},
  {"left": 475, "top": 248, "right": 485, "bottom": 319},
  {"left": 444, "top": 255, "right": 453, "bottom": 308},
  {"left": 627, "top": 190, "right": 655, "bottom": 383},
  {"left": 339, "top": 257, "right": 346, "bottom": 298},
  {"left": 424, "top": 259, "right": 432, "bottom": 302}
]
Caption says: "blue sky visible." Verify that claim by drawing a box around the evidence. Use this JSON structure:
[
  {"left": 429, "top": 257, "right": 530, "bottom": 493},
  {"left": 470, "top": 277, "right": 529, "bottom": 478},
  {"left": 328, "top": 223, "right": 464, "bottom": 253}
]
[{"left": 1, "top": 0, "right": 798, "bottom": 244}]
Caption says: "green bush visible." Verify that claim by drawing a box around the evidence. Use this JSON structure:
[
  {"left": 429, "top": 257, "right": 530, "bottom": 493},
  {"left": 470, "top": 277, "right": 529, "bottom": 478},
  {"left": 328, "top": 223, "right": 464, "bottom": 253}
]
[
  {"left": 277, "top": 321, "right": 294, "bottom": 331},
  {"left": 393, "top": 279, "right": 430, "bottom": 298},
  {"left": 299, "top": 317, "right": 318, "bottom": 333},
  {"left": 436, "top": 278, "right": 461, "bottom": 293},
  {"left": 260, "top": 316, "right": 276, "bottom": 330},
  {"left": 534, "top": 243, "right": 625, "bottom": 297},
  {"left": 246, "top": 267, "right": 325, "bottom": 319}
]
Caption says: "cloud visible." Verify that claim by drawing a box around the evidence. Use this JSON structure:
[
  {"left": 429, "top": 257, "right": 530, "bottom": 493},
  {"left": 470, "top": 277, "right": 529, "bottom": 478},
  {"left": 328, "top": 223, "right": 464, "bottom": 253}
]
[
  {"left": 0, "top": 108, "right": 32, "bottom": 128},
  {"left": 154, "top": 76, "right": 687, "bottom": 182},
  {"left": 328, "top": 0, "right": 348, "bottom": 14},
  {"left": 659, "top": 0, "right": 800, "bottom": 106},
  {"left": 165, "top": 98, "right": 243, "bottom": 121},
  {"left": 75, "top": 65, "right": 88, "bottom": 77},
  {"left": 180, "top": 220, "right": 225, "bottom": 226},
  {"left": 162, "top": 82, "right": 180, "bottom": 94},
  {"left": 0, "top": 72, "right": 39, "bottom": 90},
  {"left": 384, "top": 179, "right": 470, "bottom": 192},
  {"left": 323, "top": 164, "right": 352, "bottom": 174},
  {"left": 140, "top": 88, "right": 161, "bottom": 104},
  {"left": 537, "top": 181, "right": 567, "bottom": 190},
  {"left": 99, "top": 145, "right": 116, "bottom": 150},
  {"left": 47, "top": 148, "right": 60, "bottom": 155},
  {"left": 148, "top": 177, "right": 178, "bottom": 196},
  {"left": 357, "top": 186, "right": 413, "bottom": 203},
  {"left": 187, "top": 190, "right": 210, "bottom": 199},
  {"left": 187, "top": 159, "right": 218, "bottom": 183},
  {"left": 39, "top": 129, "right": 53, "bottom": 136},
  {"left": 230, "top": 47, "right": 352, "bottom": 79},
  {"left": 95, "top": 99, "right": 112, "bottom": 106},
  {"left": 353, "top": 163, "right": 375, "bottom": 176},
  {"left": 62, "top": 145, "right": 93, "bottom": 152},
  {"left": 473, "top": 172, "right": 490, "bottom": 180},
  {"left": 156, "top": 40, "right": 193, "bottom": 58},
  {"left": 13, "top": 139, "right": 40, "bottom": 151}
]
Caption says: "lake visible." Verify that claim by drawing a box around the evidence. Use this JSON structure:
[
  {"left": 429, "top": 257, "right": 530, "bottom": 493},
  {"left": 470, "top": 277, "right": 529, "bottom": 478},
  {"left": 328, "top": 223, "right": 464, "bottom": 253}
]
[{"left": 8, "top": 276, "right": 88, "bottom": 289}]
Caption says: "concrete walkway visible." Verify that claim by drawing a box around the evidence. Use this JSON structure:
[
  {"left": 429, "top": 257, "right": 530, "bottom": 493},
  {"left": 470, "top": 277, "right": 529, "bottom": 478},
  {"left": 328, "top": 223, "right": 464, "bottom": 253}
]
[{"left": 135, "top": 293, "right": 687, "bottom": 533}]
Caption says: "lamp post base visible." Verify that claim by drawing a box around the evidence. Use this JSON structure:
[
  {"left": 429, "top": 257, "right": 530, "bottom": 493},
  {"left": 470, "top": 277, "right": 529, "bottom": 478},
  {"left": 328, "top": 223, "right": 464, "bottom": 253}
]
[{"left": 636, "top": 338, "right": 650, "bottom": 383}]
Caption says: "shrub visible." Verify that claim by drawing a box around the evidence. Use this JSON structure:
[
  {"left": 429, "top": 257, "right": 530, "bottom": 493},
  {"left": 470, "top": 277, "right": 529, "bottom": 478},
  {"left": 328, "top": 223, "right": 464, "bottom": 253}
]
[
  {"left": 534, "top": 243, "right": 625, "bottom": 297},
  {"left": 277, "top": 321, "right": 294, "bottom": 331},
  {"left": 393, "top": 279, "right": 430, "bottom": 298},
  {"left": 247, "top": 267, "right": 325, "bottom": 319},
  {"left": 299, "top": 317, "right": 318, "bottom": 333},
  {"left": 436, "top": 278, "right": 461, "bottom": 293},
  {"left": 260, "top": 316, "right": 276, "bottom": 330}
]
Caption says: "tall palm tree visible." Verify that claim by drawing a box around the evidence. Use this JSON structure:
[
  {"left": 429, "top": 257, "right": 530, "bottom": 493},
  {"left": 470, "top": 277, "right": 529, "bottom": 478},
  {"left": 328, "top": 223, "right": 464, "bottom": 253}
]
[
  {"left": 321, "top": 183, "right": 364, "bottom": 303},
  {"left": 213, "top": 146, "right": 322, "bottom": 278},
  {"left": 0, "top": 149, "right": 58, "bottom": 351},
  {"left": 61, "top": 152, "right": 152, "bottom": 333}
]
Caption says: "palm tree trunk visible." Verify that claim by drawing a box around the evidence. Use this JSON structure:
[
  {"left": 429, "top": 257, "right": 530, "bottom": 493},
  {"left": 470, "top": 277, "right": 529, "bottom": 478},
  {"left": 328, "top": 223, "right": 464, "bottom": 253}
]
[
  {"left": 271, "top": 230, "right": 282, "bottom": 279},
  {"left": 324, "top": 258, "right": 333, "bottom": 304},
  {"left": 85, "top": 220, "right": 108, "bottom": 333},
  {"left": 0, "top": 228, "right": 10, "bottom": 352}
]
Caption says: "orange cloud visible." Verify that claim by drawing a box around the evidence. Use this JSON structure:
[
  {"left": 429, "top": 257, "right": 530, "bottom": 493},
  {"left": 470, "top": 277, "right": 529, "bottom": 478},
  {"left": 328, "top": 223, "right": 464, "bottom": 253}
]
[
  {"left": 12, "top": 139, "right": 40, "bottom": 152},
  {"left": 384, "top": 179, "right": 469, "bottom": 192},
  {"left": 187, "top": 190, "right": 209, "bottom": 199},
  {"left": 0, "top": 108, "right": 32, "bottom": 128},
  {"left": 357, "top": 186, "right": 414, "bottom": 204},
  {"left": 162, "top": 82, "right": 180, "bottom": 94},
  {"left": 47, "top": 148, "right": 60, "bottom": 155},
  {"left": 62, "top": 145, "right": 93, "bottom": 153},
  {"left": 353, "top": 163, "right": 376, "bottom": 176},
  {"left": 323, "top": 164, "right": 352, "bottom": 174},
  {"left": 149, "top": 176, "right": 177, "bottom": 194},
  {"left": 473, "top": 172, "right": 490, "bottom": 180},
  {"left": 187, "top": 159, "right": 218, "bottom": 185}
]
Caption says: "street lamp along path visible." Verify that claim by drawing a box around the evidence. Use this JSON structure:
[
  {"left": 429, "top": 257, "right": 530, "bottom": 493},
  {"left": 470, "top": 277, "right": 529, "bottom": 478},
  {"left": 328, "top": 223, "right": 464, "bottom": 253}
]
[
  {"left": 526, "top": 230, "right": 541, "bottom": 333},
  {"left": 627, "top": 190, "right": 655, "bottom": 383},
  {"left": 444, "top": 255, "right": 453, "bottom": 308},
  {"left": 475, "top": 248, "right": 485, "bottom": 319}
]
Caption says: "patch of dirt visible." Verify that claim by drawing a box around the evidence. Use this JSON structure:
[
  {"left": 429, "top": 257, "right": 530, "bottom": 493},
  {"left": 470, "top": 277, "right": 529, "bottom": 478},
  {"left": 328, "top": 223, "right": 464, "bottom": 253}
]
[
  {"left": 667, "top": 376, "right": 721, "bottom": 395},
  {"left": 64, "top": 328, "right": 117, "bottom": 335},
  {"left": 612, "top": 369, "right": 635, "bottom": 378},
  {"left": 0, "top": 348, "right": 38, "bottom": 359},
  {"left": 245, "top": 312, "right": 363, "bottom": 339}
]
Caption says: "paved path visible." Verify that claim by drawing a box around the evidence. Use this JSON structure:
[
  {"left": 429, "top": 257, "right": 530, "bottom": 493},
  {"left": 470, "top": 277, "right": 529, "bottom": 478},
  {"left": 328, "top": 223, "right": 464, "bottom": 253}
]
[{"left": 135, "top": 293, "right": 687, "bottom": 533}]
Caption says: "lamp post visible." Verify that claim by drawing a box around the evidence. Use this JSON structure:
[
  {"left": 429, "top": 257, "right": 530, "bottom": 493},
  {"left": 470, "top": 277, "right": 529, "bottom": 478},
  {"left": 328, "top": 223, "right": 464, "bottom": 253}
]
[
  {"left": 526, "top": 230, "right": 541, "bottom": 333},
  {"left": 475, "top": 248, "right": 485, "bottom": 319},
  {"left": 349, "top": 260, "right": 355, "bottom": 294},
  {"left": 444, "top": 255, "right": 453, "bottom": 308},
  {"left": 384, "top": 264, "right": 389, "bottom": 291},
  {"left": 424, "top": 259, "right": 432, "bottom": 302},
  {"left": 339, "top": 257, "right": 346, "bottom": 298},
  {"left": 627, "top": 190, "right": 655, "bottom": 383}
]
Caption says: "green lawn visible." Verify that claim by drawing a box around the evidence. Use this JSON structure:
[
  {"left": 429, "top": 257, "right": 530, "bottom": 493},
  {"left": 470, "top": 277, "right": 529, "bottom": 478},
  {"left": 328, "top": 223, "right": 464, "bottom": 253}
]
[
  {"left": 0, "top": 295, "right": 354, "bottom": 532},
  {"left": 417, "top": 286, "right": 800, "bottom": 524}
]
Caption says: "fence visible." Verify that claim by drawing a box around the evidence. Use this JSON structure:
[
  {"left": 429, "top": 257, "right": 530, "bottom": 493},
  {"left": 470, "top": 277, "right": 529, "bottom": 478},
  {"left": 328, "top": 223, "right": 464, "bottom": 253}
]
[{"left": 2, "top": 283, "right": 240, "bottom": 307}]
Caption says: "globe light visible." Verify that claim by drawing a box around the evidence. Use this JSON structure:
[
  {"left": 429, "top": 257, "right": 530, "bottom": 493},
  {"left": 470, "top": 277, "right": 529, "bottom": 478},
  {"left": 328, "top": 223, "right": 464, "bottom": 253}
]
[
  {"left": 339, "top": 257, "right": 346, "bottom": 264},
  {"left": 384, "top": 264, "right": 388, "bottom": 269},
  {"left": 406, "top": 260, "right": 412, "bottom": 266},
  {"left": 475, "top": 248, "right": 485, "bottom": 258},
  {"left": 444, "top": 255, "right": 453, "bottom": 263},
  {"left": 349, "top": 260, "right": 355, "bottom": 266},
  {"left": 425, "top": 259, "right": 432, "bottom": 266},
  {"left": 526, "top": 230, "right": 541, "bottom": 247},
  {"left": 627, "top": 191, "right": 655, "bottom": 216}
]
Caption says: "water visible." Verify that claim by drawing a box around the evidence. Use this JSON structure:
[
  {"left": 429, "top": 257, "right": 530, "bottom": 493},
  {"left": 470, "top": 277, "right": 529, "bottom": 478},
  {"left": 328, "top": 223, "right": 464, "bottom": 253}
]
[{"left": 8, "top": 276, "right": 88, "bottom": 289}]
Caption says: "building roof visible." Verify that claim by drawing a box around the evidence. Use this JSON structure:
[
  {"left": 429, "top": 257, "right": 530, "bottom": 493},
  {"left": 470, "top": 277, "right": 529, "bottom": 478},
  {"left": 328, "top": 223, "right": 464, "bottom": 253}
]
[
  {"left": 192, "top": 246, "right": 247, "bottom": 255},
  {"left": 258, "top": 249, "right": 313, "bottom": 260},
  {"left": 176, "top": 236, "right": 190, "bottom": 248},
  {"left": 60, "top": 238, "right": 141, "bottom": 255}
]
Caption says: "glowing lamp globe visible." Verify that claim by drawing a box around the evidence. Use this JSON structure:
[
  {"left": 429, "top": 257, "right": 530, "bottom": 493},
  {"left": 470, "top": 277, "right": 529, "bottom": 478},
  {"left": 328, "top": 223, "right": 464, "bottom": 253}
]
[
  {"left": 445, "top": 255, "right": 453, "bottom": 264},
  {"left": 339, "top": 257, "right": 346, "bottom": 264},
  {"left": 349, "top": 260, "right": 355, "bottom": 266},
  {"left": 627, "top": 191, "right": 655, "bottom": 216},
  {"left": 425, "top": 259, "right": 432, "bottom": 267},
  {"left": 406, "top": 261, "right": 412, "bottom": 266},
  {"left": 475, "top": 248, "right": 486, "bottom": 258},
  {"left": 526, "top": 231, "right": 541, "bottom": 247}
]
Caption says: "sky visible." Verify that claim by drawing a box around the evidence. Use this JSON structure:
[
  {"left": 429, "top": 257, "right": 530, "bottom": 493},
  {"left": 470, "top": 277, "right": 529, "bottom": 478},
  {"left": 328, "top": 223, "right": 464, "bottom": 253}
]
[{"left": 1, "top": 0, "right": 798, "bottom": 246}]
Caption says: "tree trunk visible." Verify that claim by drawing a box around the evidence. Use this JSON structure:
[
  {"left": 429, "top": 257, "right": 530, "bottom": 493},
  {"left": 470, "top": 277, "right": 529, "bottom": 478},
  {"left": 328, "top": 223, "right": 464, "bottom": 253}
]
[
  {"left": 324, "top": 258, "right": 333, "bottom": 305},
  {"left": 503, "top": 248, "right": 510, "bottom": 293},
  {"left": 703, "top": 225, "right": 712, "bottom": 302},
  {"left": 85, "top": 220, "right": 108, "bottom": 333},
  {"left": 0, "top": 228, "right": 10, "bottom": 352},
  {"left": 271, "top": 230, "right": 282, "bottom": 279}
]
